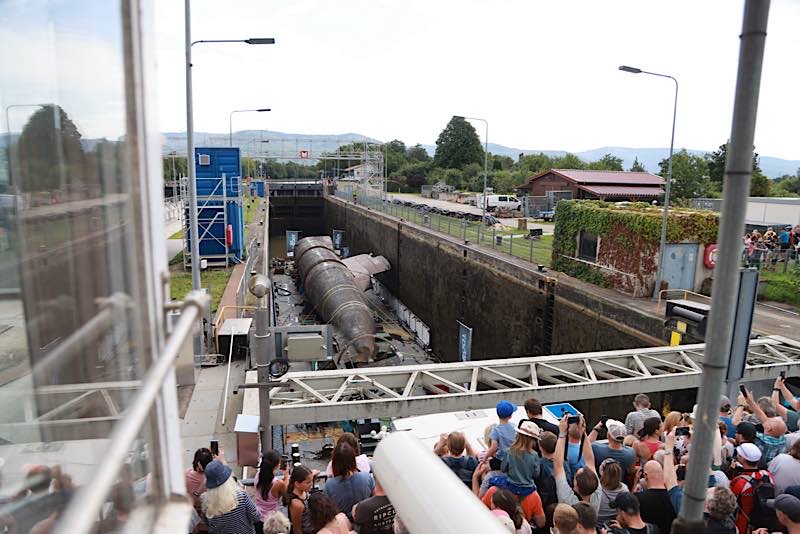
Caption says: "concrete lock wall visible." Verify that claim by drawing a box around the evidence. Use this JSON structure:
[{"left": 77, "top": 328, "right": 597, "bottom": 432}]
[{"left": 324, "top": 196, "right": 668, "bottom": 362}]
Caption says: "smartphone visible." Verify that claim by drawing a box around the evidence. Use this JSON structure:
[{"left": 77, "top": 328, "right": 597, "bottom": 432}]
[
  {"left": 600, "top": 415, "right": 609, "bottom": 424},
  {"left": 210, "top": 439, "right": 219, "bottom": 456},
  {"left": 676, "top": 465, "right": 687, "bottom": 481},
  {"left": 781, "top": 371, "right": 787, "bottom": 380},
  {"left": 676, "top": 427, "right": 691, "bottom": 437},
  {"left": 279, "top": 454, "right": 289, "bottom": 470},
  {"left": 739, "top": 384, "right": 748, "bottom": 397},
  {"left": 567, "top": 415, "right": 580, "bottom": 425}
]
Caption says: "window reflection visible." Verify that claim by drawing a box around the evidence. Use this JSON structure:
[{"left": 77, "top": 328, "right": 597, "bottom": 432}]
[{"left": 0, "top": 1, "right": 158, "bottom": 532}]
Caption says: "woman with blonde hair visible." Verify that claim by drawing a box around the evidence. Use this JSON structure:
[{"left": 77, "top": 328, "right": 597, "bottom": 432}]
[{"left": 201, "top": 460, "right": 260, "bottom": 534}]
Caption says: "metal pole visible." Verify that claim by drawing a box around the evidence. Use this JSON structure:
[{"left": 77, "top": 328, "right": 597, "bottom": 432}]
[
  {"left": 678, "top": 0, "right": 770, "bottom": 527},
  {"left": 509, "top": 233, "right": 513, "bottom": 256},
  {"left": 652, "top": 76, "right": 679, "bottom": 298},
  {"left": 482, "top": 121, "right": 489, "bottom": 225},
  {"left": 529, "top": 237, "right": 534, "bottom": 263},
  {"left": 185, "top": 0, "right": 201, "bottom": 296}
]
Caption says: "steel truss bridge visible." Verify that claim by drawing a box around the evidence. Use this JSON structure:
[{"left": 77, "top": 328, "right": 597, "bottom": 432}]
[{"left": 248, "top": 336, "right": 800, "bottom": 424}]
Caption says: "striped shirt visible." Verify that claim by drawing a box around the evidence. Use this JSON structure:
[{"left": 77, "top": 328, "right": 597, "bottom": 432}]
[
  {"left": 202, "top": 489, "right": 260, "bottom": 534},
  {"left": 624, "top": 408, "right": 661, "bottom": 436}
]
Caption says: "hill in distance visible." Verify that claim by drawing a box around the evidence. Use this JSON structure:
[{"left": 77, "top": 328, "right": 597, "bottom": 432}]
[{"left": 163, "top": 131, "right": 797, "bottom": 180}]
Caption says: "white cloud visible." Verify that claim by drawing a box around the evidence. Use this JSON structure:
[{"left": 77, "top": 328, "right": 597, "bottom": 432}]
[{"left": 150, "top": 0, "right": 799, "bottom": 160}]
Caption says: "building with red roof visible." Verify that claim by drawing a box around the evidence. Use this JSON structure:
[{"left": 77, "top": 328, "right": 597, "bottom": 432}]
[{"left": 515, "top": 169, "right": 665, "bottom": 201}]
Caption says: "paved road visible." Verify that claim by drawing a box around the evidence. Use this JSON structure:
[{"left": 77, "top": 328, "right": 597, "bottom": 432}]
[{"left": 387, "top": 193, "right": 555, "bottom": 234}]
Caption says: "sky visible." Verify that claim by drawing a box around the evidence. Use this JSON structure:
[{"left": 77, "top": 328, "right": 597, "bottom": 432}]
[
  {"left": 151, "top": 0, "right": 800, "bottom": 160},
  {"left": 2, "top": 1, "right": 797, "bottom": 161}
]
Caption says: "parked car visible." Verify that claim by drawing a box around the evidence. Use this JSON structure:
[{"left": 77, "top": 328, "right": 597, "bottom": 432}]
[{"left": 476, "top": 194, "right": 521, "bottom": 212}]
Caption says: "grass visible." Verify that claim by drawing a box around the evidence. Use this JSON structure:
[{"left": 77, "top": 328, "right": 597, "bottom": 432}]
[
  {"left": 760, "top": 266, "right": 800, "bottom": 308},
  {"left": 169, "top": 229, "right": 184, "bottom": 240},
  {"left": 169, "top": 268, "right": 233, "bottom": 314},
  {"left": 244, "top": 198, "right": 259, "bottom": 225}
]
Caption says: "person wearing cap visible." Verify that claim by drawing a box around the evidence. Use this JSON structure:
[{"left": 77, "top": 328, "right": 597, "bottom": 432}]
[
  {"left": 496, "top": 420, "right": 542, "bottom": 498},
  {"left": 730, "top": 442, "right": 775, "bottom": 534},
  {"left": 555, "top": 415, "right": 603, "bottom": 512},
  {"left": 624, "top": 394, "right": 661, "bottom": 438},
  {"left": 589, "top": 419, "right": 636, "bottom": 483},
  {"left": 609, "top": 491, "right": 658, "bottom": 534},
  {"left": 201, "top": 460, "right": 260, "bottom": 534},
  {"left": 486, "top": 400, "right": 518, "bottom": 462},
  {"left": 761, "top": 494, "right": 800, "bottom": 534}
]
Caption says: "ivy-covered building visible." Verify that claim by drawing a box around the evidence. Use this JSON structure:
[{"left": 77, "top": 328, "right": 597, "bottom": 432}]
[{"left": 552, "top": 201, "right": 720, "bottom": 297}]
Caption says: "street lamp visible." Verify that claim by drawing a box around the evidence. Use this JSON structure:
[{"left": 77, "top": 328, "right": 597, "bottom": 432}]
[
  {"left": 185, "top": 0, "right": 275, "bottom": 299},
  {"left": 453, "top": 115, "right": 489, "bottom": 225},
  {"left": 229, "top": 108, "right": 270, "bottom": 147},
  {"left": 618, "top": 65, "right": 678, "bottom": 299}
]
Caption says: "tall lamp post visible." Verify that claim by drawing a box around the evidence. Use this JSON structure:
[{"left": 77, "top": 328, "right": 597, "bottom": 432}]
[
  {"left": 618, "top": 65, "right": 678, "bottom": 299},
  {"left": 453, "top": 116, "right": 489, "bottom": 224},
  {"left": 185, "top": 0, "right": 274, "bottom": 300},
  {"left": 229, "top": 108, "right": 270, "bottom": 147}
]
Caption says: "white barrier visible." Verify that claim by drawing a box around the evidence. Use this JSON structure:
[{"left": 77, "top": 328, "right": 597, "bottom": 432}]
[{"left": 373, "top": 431, "right": 508, "bottom": 534}]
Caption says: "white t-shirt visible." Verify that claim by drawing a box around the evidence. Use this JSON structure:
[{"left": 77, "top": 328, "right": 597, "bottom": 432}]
[{"left": 769, "top": 453, "right": 800, "bottom": 494}]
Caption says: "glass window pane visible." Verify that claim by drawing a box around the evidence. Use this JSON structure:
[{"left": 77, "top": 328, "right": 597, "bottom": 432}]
[{"left": 0, "top": 1, "right": 159, "bottom": 531}]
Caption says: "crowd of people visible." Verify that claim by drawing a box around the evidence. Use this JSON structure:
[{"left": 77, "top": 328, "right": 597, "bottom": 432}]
[
  {"left": 429, "top": 378, "right": 800, "bottom": 534},
  {"left": 743, "top": 226, "right": 800, "bottom": 269},
  {"left": 174, "top": 373, "right": 800, "bottom": 534},
  {"left": 185, "top": 434, "right": 397, "bottom": 534}
]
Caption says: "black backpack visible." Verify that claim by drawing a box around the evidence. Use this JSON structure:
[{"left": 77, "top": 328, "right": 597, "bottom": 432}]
[{"left": 738, "top": 472, "right": 779, "bottom": 531}]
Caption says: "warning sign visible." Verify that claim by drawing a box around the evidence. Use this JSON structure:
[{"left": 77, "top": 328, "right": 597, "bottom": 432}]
[{"left": 299, "top": 150, "right": 309, "bottom": 159}]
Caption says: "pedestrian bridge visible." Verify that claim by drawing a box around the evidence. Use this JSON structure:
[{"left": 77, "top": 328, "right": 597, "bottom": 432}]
[{"left": 247, "top": 335, "right": 800, "bottom": 424}]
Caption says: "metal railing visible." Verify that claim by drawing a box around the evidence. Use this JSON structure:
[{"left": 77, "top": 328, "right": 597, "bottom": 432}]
[
  {"left": 55, "top": 291, "right": 209, "bottom": 534},
  {"left": 656, "top": 288, "right": 712, "bottom": 314},
  {"left": 334, "top": 187, "right": 554, "bottom": 267}
]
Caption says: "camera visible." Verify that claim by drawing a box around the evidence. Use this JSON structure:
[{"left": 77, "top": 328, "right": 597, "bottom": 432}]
[{"left": 675, "top": 427, "right": 691, "bottom": 437}]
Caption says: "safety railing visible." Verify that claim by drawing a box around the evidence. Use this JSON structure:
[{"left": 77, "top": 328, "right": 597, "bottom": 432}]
[
  {"left": 333, "top": 186, "right": 554, "bottom": 268},
  {"left": 55, "top": 291, "right": 209, "bottom": 534},
  {"left": 656, "top": 288, "right": 712, "bottom": 315}
]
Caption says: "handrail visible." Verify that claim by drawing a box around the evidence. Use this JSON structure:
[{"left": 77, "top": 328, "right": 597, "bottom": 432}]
[
  {"left": 55, "top": 291, "right": 209, "bottom": 534},
  {"left": 656, "top": 288, "right": 712, "bottom": 314}
]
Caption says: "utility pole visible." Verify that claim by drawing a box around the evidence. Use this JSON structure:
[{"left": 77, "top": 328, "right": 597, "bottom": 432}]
[{"left": 676, "top": 1, "right": 770, "bottom": 530}]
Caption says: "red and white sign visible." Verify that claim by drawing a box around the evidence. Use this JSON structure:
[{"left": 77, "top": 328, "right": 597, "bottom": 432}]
[
  {"left": 299, "top": 150, "right": 309, "bottom": 159},
  {"left": 704, "top": 244, "right": 719, "bottom": 269}
]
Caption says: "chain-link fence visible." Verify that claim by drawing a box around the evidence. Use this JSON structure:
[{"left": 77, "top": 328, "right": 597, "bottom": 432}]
[{"left": 333, "top": 186, "right": 553, "bottom": 267}]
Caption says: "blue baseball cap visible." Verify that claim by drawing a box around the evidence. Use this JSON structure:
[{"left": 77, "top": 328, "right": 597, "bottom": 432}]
[
  {"left": 204, "top": 460, "right": 232, "bottom": 489},
  {"left": 496, "top": 400, "right": 515, "bottom": 419}
]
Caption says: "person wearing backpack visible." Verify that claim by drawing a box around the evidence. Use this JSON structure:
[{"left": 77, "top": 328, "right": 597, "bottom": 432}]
[{"left": 730, "top": 443, "right": 778, "bottom": 534}]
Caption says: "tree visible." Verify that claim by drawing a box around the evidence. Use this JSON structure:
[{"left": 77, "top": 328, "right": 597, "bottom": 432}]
[
  {"left": 518, "top": 153, "right": 554, "bottom": 175},
  {"left": 705, "top": 142, "right": 764, "bottom": 189},
  {"left": 552, "top": 153, "right": 586, "bottom": 170},
  {"left": 629, "top": 157, "right": 646, "bottom": 172},
  {"left": 491, "top": 154, "right": 514, "bottom": 171},
  {"left": 433, "top": 117, "right": 484, "bottom": 169},
  {"left": 406, "top": 144, "right": 430, "bottom": 162},
  {"left": 384, "top": 140, "right": 408, "bottom": 176},
  {"left": 658, "top": 149, "right": 709, "bottom": 200},
  {"left": 16, "top": 105, "right": 86, "bottom": 192},
  {"left": 750, "top": 169, "right": 771, "bottom": 197},
  {"left": 587, "top": 153, "right": 623, "bottom": 171},
  {"left": 163, "top": 155, "right": 187, "bottom": 181}
]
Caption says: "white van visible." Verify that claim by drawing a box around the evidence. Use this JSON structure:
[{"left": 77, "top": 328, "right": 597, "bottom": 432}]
[{"left": 476, "top": 194, "right": 521, "bottom": 212}]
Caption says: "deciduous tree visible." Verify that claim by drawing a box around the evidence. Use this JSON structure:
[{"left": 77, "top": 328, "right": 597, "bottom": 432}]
[{"left": 433, "top": 117, "right": 484, "bottom": 170}]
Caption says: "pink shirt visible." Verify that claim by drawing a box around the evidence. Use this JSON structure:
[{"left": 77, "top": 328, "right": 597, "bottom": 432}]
[
  {"left": 253, "top": 469, "right": 282, "bottom": 518},
  {"left": 184, "top": 468, "right": 206, "bottom": 512}
]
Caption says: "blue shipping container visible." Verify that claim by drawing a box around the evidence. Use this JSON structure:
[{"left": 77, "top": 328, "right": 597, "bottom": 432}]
[{"left": 195, "top": 147, "right": 241, "bottom": 197}]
